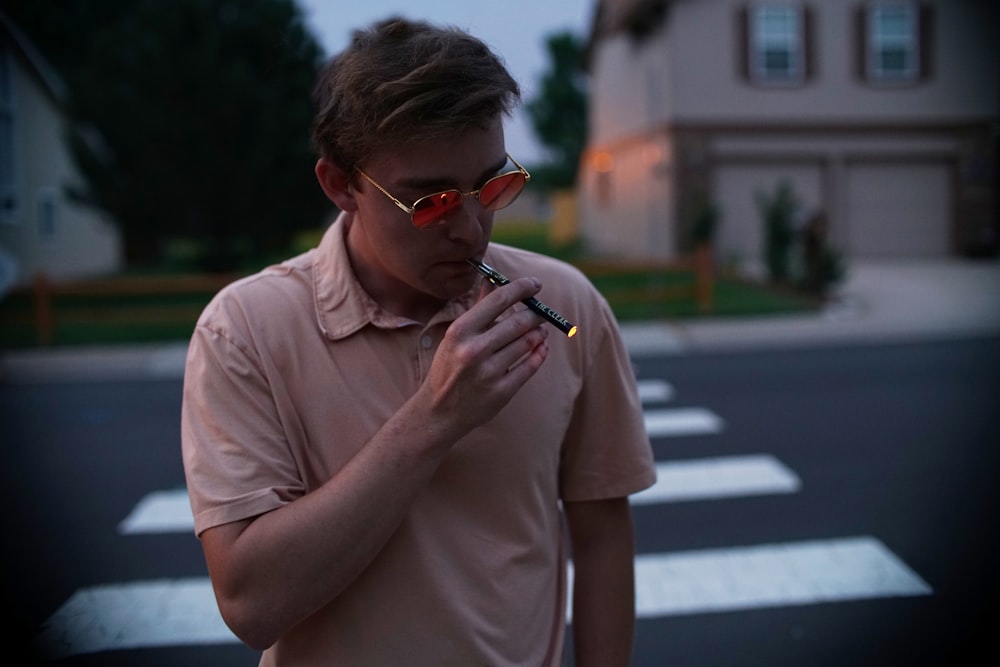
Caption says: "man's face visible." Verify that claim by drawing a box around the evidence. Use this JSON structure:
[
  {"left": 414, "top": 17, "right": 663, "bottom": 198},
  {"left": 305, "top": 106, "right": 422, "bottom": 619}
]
[{"left": 346, "top": 118, "right": 510, "bottom": 316}]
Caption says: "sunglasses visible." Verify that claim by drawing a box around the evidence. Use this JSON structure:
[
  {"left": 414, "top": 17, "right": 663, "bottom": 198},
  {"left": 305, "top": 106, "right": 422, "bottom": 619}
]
[{"left": 356, "top": 154, "right": 530, "bottom": 229}]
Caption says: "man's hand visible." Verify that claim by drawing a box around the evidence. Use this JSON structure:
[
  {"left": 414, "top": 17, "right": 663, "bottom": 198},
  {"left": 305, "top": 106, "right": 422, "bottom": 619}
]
[{"left": 420, "top": 275, "right": 549, "bottom": 437}]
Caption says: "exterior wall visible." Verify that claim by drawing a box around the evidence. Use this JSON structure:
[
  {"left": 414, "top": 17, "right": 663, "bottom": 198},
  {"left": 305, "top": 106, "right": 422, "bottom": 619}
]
[
  {"left": 588, "top": 26, "right": 673, "bottom": 145},
  {"left": 670, "top": 0, "right": 998, "bottom": 122},
  {"left": 705, "top": 129, "right": 962, "bottom": 263},
  {"left": 580, "top": 132, "right": 676, "bottom": 259},
  {"left": 0, "top": 26, "right": 121, "bottom": 289},
  {"left": 580, "top": 0, "right": 998, "bottom": 263},
  {"left": 582, "top": 17, "right": 679, "bottom": 260}
]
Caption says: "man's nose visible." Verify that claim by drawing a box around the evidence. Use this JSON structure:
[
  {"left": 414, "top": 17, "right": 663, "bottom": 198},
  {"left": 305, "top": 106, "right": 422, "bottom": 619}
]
[{"left": 446, "top": 196, "right": 486, "bottom": 244}]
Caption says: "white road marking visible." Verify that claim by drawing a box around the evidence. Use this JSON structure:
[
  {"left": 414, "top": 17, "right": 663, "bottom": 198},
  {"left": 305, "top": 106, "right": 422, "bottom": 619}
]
[
  {"left": 38, "top": 537, "right": 931, "bottom": 658},
  {"left": 118, "top": 489, "right": 193, "bottom": 534},
  {"left": 33, "top": 578, "right": 234, "bottom": 661},
  {"left": 571, "top": 536, "right": 932, "bottom": 620},
  {"left": 644, "top": 407, "right": 724, "bottom": 437},
  {"left": 119, "top": 390, "right": 715, "bottom": 536},
  {"left": 123, "top": 451, "right": 788, "bottom": 536},
  {"left": 636, "top": 379, "right": 674, "bottom": 404},
  {"left": 632, "top": 536, "right": 933, "bottom": 617},
  {"left": 631, "top": 455, "right": 801, "bottom": 505}
]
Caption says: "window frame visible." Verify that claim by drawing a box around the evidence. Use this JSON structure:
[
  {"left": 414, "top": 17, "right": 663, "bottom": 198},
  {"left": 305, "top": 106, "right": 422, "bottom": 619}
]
[
  {"left": 865, "top": 1, "right": 921, "bottom": 84},
  {"left": 0, "top": 48, "right": 20, "bottom": 226},
  {"left": 747, "top": 3, "right": 807, "bottom": 86},
  {"left": 36, "top": 187, "right": 59, "bottom": 239}
]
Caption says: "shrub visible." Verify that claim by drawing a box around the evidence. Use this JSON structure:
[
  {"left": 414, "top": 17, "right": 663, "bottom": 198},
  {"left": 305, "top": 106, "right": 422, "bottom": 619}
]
[
  {"left": 755, "top": 181, "right": 799, "bottom": 283},
  {"left": 689, "top": 190, "right": 720, "bottom": 247}
]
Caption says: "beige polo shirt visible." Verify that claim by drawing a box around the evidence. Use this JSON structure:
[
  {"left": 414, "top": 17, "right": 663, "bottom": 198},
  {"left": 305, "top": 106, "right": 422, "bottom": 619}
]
[{"left": 181, "top": 214, "right": 656, "bottom": 666}]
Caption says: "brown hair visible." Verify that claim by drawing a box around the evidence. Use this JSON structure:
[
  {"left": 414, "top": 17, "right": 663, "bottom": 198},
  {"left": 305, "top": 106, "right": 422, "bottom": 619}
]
[{"left": 311, "top": 17, "right": 521, "bottom": 173}]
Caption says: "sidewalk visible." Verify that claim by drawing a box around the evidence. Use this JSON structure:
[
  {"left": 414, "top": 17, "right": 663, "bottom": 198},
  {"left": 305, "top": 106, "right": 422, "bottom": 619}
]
[
  {"left": 2, "top": 258, "right": 999, "bottom": 382},
  {"left": 621, "top": 258, "right": 1000, "bottom": 356}
]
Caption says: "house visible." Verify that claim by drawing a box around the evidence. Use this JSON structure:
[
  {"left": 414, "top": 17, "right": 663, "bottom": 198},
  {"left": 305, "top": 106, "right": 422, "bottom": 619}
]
[
  {"left": 578, "top": 0, "right": 998, "bottom": 269},
  {"left": 0, "top": 12, "right": 121, "bottom": 290}
]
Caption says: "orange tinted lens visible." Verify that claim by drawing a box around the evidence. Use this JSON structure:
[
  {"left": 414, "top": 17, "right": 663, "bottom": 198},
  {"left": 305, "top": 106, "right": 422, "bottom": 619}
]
[
  {"left": 412, "top": 190, "right": 463, "bottom": 228},
  {"left": 478, "top": 172, "right": 526, "bottom": 211}
]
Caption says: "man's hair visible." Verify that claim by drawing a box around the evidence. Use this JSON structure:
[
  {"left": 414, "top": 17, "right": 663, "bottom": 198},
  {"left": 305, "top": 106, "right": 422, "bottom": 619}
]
[{"left": 311, "top": 17, "right": 521, "bottom": 173}]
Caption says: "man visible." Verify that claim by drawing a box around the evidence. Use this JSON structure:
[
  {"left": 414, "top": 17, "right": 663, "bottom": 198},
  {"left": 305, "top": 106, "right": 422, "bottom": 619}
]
[{"left": 182, "top": 17, "right": 655, "bottom": 666}]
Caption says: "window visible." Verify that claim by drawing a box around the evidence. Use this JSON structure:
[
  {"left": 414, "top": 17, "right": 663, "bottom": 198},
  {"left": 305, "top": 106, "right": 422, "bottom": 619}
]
[
  {"left": 858, "top": 2, "right": 932, "bottom": 85},
  {"left": 0, "top": 49, "right": 18, "bottom": 225},
  {"left": 747, "top": 4, "right": 806, "bottom": 84},
  {"left": 37, "top": 190, "right": 58, "bottom": 238},
  {"left": 868, "top": 3, "right": 919, "bottom": 81}
]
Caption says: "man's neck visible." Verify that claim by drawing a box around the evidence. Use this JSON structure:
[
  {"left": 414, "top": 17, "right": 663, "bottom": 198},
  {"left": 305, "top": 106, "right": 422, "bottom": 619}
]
[{"left": 343, "top": 221, "right": 446, "bottom": 324}]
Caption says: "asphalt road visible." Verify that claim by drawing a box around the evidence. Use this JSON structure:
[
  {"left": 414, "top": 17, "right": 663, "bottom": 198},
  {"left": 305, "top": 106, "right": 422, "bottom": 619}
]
[
  {"left": 2, "top": 336, "right": 998, "bottom": 666},
  {"left": 627, "top": 337, "right": 1000, "bottom": 666}
]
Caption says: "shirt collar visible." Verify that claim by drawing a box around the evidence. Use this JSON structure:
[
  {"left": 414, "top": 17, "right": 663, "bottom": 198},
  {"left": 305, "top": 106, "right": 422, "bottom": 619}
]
[{"left": 313, "top": 212, "right": 477, "bottom": 340}]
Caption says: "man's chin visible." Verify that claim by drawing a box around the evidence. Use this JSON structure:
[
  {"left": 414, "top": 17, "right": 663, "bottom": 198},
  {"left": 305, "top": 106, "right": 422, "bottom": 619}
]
[{"left": 431, "top": 270, "right": 478, "bottom": 303}]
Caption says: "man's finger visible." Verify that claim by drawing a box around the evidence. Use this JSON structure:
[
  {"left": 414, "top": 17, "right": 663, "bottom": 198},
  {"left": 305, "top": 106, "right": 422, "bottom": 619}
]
[{"left": 467, "top": 276, "right": 542, "bottom": 331}]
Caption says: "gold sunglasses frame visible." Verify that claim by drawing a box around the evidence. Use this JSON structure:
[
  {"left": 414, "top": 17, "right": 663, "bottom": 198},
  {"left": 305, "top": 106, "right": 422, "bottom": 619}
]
[{"left": 356, "top": 153, "right": 531, "bottom": 228}]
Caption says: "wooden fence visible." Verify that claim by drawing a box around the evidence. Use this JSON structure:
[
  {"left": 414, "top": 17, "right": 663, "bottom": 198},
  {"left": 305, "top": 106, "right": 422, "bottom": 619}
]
[
  {"left": 1, "top": 273, "right": 241, "bottom": 346},
  {"left": 573, "top": 245, "right": 715, "bottom": 314},
  {"left": 2, "top": 249, "right": 713, "bottom": 346}
]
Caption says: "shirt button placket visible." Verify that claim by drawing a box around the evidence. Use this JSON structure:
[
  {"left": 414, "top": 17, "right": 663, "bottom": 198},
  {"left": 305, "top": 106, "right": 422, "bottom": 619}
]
[{"left": 416, "top": 333, "right": 435, "bottom": 380}]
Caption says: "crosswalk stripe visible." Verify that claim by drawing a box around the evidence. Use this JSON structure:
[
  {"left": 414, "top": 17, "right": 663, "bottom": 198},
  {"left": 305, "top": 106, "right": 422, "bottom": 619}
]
[
  {"left": 631, "top": 455, "right": 801, "bottom": 505},
  {"left": 119, "top": 393, "right": 720, "bottom": 535},
  {"left": 33, "top": 578, "right": 234, "bottom": 661},
  {"left": 644, "top": 407, "right": 724, "bottom": 437},
  {"left": 118, "top": 489, "right": 193, "bottom": 535},
  {"left": 123, "top": 451, "right": 789, "bottom": 535},
  {"left": 38, "top": 536, "right": 932, "bottom": 659},
  {"left": 569, "top": 536, "right": 932, "bottom": 620},
  {"left": 631, "top": 536, "right": 933, "bottom": 617},
  {"left": 636, "top": 379, "right": 674, "bottom": 404}
]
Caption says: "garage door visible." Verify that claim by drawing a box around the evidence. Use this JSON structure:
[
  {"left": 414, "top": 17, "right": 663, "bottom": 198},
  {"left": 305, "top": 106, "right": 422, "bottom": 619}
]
[
  {"left": 845, "top": 162, "right": 950, "bottom": 257},
  {"left": 712, "top": 163, "right": 823, "bottom": 269}
]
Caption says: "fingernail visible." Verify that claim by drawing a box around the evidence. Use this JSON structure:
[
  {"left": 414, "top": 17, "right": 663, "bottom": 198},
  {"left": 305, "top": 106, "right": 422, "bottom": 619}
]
[{"left": 531, "top": 277, "right": 541, "bottom": 289}]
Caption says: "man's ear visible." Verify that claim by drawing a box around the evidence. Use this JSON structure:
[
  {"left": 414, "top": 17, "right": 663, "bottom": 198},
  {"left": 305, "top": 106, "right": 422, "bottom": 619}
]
[{"left": 315, "top": 158, "right": 359, "bottom": 211}]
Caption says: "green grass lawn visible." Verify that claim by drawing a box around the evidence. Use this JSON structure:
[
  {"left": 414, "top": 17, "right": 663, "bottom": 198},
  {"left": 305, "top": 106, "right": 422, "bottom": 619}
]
[
  {"left": 0, "top": 222, "right": 816, "bottom": 349},
  {"left": 491, "top": 221, "right": 816, "bottom": 321},
  {"left": 0, "top": 285, "right": 218, "bottom": 348}
]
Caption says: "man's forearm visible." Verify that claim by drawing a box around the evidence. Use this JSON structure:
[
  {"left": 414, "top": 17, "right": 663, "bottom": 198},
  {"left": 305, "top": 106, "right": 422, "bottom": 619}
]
[
  {"left": 571, "top": 548, "right": 636, "bottom": 666},
  {"left": 202, "top": 393, "right": 460, "bottom": 649},
  {"left": 565, "top": 498, "right": 637, "bottom": 667}
]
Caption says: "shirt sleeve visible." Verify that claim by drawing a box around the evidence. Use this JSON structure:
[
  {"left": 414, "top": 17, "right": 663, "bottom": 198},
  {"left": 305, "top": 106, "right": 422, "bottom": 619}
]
[
  {"left": 181, "top": 305, "right": 306, "bottom": 536},
  {"left": 558, "top": 296, "right": 657, "bottom": 502}
]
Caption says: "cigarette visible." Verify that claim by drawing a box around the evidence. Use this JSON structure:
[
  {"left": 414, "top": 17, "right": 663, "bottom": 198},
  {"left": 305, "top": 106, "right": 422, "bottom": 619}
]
[{"left": 467, "top": 258, "right": 578, "bottom": 338}]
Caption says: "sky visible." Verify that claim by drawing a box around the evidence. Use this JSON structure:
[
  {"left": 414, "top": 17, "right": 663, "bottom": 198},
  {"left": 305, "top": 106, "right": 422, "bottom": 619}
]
[{"left": 294, "top": 0, "right": 594, "bottom": 163}]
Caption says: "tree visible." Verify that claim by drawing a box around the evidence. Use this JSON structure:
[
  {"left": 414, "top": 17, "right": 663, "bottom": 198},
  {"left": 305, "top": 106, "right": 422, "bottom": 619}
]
[
  {"left": 6, "top": 0, "right": 329, "bottom": 270},
  {"left": 525, "top": 31, "right": 587, "bottom": 190}
]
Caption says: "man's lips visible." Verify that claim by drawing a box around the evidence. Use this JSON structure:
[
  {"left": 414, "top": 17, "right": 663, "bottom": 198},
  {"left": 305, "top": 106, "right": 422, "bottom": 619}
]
[{"left": 435, "top": 258, "right": 480, "bottom": 277}]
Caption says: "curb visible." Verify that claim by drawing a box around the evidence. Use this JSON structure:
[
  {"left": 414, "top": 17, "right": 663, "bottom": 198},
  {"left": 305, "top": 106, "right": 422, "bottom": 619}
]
[
  {"left": 0, "top": 342, "right": 189, "bottom": 384},
  {"left": 3, "top": 317, "right": 999, "bottom": 384}
]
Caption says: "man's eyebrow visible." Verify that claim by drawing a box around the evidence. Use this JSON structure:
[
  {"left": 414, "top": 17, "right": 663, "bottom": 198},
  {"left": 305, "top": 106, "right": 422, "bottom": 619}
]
[{"left": 397, "top": 156, "right": 510, "bottom": 191}]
